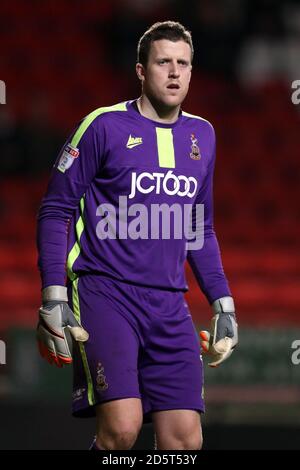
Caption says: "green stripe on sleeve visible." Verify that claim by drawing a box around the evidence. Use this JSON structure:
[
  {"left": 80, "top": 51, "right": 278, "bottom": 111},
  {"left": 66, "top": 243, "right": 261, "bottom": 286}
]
[
  {"left": 182, "top": 111, "right": 203, "bottom": 120},
  {"left": 67, "top": 196, "right": 85, "bottom": 281},
  {"left": 71, "top": 102, "right": 128, "bottom": 148}
]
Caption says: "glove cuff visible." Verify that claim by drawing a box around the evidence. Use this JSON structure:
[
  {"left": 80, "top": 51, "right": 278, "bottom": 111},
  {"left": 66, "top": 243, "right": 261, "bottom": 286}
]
[
  {"left": 42, "top": 285, "right": 68, "bottom": 303},
  {"left": 212, "top": 296, "right": 235, "bottom": 315}
]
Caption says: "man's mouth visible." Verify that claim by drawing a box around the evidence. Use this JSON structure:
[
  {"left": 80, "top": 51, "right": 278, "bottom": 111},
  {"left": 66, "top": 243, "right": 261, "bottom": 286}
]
[{"left": 167, "top": 83, "right": 180, "bottom": 89}]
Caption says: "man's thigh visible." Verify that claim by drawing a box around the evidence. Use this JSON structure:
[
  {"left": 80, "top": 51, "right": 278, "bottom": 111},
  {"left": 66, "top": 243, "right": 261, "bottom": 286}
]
[
  {"left": 140, "top": 306, "right": 205, "bottom": 419},
  {"left": 69, "top": 275, "right": 142, "bottom": 417}
]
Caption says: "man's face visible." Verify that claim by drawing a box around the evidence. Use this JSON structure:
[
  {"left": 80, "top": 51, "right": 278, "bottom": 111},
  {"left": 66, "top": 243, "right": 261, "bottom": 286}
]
[{"left": 137, "top": 39, "right": 192, "bottom": 109}]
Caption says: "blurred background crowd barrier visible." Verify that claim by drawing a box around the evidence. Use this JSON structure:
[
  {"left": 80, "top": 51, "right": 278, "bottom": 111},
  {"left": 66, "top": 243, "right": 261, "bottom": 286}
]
[{"left": 0, "top": 0, "right": 300, "bottom": 449}]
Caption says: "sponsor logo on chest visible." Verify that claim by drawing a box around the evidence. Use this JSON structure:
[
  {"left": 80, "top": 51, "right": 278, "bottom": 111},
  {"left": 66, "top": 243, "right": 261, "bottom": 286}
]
[{"left": 129, "top": 170, "right": 197, "bottom": 199}]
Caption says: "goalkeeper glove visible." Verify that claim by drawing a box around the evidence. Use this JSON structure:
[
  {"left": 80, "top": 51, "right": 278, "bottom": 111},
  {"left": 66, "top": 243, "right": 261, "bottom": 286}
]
[
  {"left": 37, "top": 285, "right": 89, "bottom": 367},
  {"left": 200, "top": 296, "right": 238, "bottom": 368}
]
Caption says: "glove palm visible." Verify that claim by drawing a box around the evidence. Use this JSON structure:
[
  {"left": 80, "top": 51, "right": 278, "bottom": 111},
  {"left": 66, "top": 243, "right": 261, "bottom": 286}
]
[
  {"left": 37, "top": 300, "right": 89, "bottom": 367},
  {"left": 200, "top": 297, "right": 238, "bottom": 367}
]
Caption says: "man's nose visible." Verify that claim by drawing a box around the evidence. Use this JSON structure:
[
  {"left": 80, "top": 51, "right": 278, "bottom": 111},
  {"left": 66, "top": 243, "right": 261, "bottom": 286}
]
[{"left": 168, "top": 62, "right": 180, "bottom": 77}]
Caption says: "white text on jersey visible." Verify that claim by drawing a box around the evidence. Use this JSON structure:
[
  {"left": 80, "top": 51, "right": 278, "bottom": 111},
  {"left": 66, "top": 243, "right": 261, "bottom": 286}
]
[{"left": 129, "top": 170, "right": 198, "bottom": 199}]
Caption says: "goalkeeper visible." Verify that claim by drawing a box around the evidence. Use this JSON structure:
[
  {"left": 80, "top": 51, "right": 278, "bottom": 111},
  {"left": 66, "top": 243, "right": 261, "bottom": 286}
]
[{"left": 36, "top": 21, "right": 237, "bottom": 450}]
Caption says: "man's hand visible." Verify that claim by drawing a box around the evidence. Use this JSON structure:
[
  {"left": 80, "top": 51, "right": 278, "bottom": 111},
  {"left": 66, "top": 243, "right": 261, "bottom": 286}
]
[
  {"left": 199, "top": 296, "right": 238, "bottom": 368},
  {"left": 37, "top": 286, "right": 89, "bottom": 367}
]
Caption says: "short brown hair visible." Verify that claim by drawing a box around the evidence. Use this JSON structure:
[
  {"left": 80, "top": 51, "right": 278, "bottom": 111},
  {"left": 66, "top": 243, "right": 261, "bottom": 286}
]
[{"left": 137, "top": 21, "right": 194, "bottom": 66}]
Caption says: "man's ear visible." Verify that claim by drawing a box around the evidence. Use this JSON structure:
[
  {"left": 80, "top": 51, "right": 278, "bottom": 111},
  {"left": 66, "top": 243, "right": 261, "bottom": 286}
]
[
  {"left": 136, "top": 63, "right": 146, "bottom": 83},
  {"left": 188, "top": 64, "right": 192, "bottom": 84}
]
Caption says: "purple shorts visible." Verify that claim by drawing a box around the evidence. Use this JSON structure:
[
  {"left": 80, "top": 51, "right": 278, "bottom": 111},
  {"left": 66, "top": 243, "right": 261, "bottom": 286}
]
[{"left": 68, "top": 274, "right": 204, "bottom": 422}]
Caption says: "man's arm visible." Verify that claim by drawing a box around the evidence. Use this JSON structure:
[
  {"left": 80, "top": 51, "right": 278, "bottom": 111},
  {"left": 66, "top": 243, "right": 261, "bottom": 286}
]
[
  {"left": 187, "top": 125, "right": 231, "bottom": 302},
  {"left": 36, "top": 117, "right": 103, "bottom": 365},
  {"left": 187, "top": 124, "right": 238, "bottom": 366},
  {"left": 37, "top": 120, "right": 102, "bottom": 288}
]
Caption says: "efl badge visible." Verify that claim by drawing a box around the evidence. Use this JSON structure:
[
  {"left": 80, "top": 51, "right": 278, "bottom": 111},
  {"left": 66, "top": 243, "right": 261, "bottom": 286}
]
[
  {"left": 190, "top": 134, "right": 201, "bottom": 160},
  {"left": 58, "top": 143, "right": 79, "bottom": 172}
]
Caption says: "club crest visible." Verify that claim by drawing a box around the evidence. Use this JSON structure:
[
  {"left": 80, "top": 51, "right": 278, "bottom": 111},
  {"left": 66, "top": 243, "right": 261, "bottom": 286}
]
[
  {"left": 96, "top": 362, "right": 108, "bottom": 392},
  {"left": 190, "top": 134, "right": 201, "bottom": 160}
]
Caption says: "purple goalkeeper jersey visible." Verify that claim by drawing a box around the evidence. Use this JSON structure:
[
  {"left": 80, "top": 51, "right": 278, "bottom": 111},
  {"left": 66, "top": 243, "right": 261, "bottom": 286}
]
[{"left": 37, "top": 100, "right": 231, "bottom": 304}]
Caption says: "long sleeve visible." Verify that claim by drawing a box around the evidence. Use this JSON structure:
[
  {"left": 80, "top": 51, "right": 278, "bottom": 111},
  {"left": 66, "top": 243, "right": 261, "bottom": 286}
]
[
  {"left": 37, "top": 120, "right": 103, "bottom": 289},
  {"left": 187, "top": 126, "right": 231, "bottom": 304}
]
